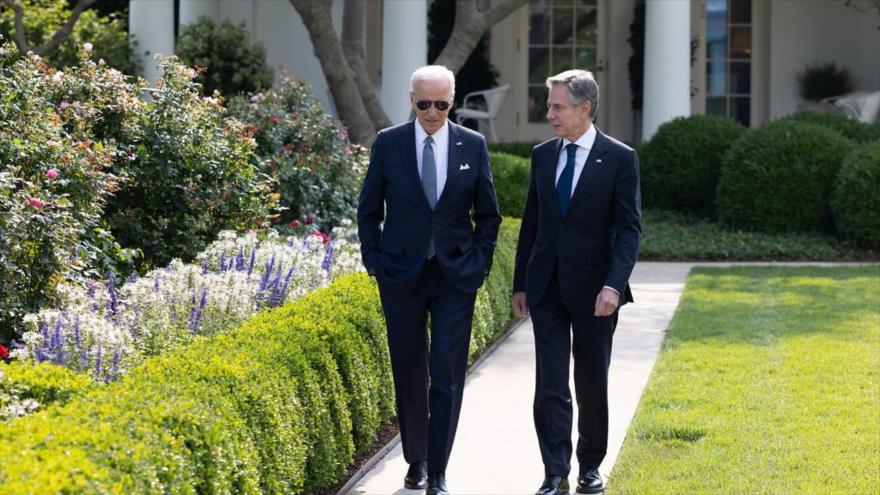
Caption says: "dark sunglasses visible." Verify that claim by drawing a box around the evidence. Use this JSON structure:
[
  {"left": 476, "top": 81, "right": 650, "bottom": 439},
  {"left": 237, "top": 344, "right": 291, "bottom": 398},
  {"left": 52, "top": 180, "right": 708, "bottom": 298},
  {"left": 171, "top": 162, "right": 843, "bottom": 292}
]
[{"left": 415, "top": 99, "right": 451, "bottom": 111}]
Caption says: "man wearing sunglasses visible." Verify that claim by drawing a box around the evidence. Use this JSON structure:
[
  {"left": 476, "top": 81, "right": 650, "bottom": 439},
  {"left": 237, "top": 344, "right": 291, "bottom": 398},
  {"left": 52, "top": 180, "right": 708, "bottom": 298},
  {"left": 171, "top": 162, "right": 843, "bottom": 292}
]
[{"left": 357, "top": 65, "right": 501, "bottom": 495}]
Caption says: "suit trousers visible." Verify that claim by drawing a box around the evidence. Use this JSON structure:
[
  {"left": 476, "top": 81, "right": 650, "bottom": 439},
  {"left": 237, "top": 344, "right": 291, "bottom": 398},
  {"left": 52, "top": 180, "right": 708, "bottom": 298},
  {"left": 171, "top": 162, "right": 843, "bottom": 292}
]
[
  {"left": 530, "top": 266, "right": 617, "bottom": 476},
  {"left": 377, "top": 258, "right": 477, "bottom": 473}
]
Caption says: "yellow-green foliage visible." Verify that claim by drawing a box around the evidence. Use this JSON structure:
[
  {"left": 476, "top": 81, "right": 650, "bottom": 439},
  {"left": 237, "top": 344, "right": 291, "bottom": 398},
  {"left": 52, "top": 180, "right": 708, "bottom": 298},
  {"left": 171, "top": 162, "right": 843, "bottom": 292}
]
[{"left": 0, "top": 218, "right": 521, "bottom": 494}]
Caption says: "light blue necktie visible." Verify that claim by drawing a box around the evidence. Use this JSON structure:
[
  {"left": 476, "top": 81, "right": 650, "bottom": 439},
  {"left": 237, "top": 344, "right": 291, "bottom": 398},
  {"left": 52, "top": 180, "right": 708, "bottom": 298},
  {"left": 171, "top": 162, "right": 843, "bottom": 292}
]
[
  {"left": 556, "top": 143, "right": 577, "bottom": 215},
  {"left": 422, "top": 136, "right": 437, "bottom": 258}
]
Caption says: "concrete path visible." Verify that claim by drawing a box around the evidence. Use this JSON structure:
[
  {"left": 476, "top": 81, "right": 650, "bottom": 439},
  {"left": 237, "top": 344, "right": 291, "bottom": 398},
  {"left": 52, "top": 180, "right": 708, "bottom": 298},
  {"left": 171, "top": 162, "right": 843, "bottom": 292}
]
[
  {"left": 346, "top": 262, "right": 692, "bottom": 494},
  {"left": 344, "top": 262, "right": 871, "bottom": 494}
]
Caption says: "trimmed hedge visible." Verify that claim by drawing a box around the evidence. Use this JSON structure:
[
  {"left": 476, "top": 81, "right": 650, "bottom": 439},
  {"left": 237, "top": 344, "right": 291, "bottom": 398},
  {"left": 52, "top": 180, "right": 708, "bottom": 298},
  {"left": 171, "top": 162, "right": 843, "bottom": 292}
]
[
  {"left": 0, "top": 218, "right": 522, "bottom": 494},
  {"left": 488, "top": 141, "right": 540, "bottom": 158},
  {"left": 783, "top": 111, "right": 880, "bottom": 144},
  {"left": 716, "top": 120, "right": 855, "bottom": 233},
  {"left": 832, "top": 141, "right": 880, "bottom": 247},
  {"left": 490, "top": 152, "right": 530, "bottom": 217},
  {"left": 640, "top": 115, "right": 745, "bottom": 215}
]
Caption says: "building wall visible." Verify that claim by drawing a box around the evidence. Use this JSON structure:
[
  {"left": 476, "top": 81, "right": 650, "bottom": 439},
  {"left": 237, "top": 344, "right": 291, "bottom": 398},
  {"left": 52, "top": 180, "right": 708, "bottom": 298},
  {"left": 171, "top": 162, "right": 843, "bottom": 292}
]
[{"left": 768, "top": 0, "right": 880, "bottom": 119}]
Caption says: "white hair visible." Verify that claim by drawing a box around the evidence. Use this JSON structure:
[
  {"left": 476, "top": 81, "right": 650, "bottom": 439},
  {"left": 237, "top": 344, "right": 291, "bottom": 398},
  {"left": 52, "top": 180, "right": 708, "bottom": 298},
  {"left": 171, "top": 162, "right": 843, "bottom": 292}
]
[{"left": 410, "top": 65, "right": 455, "bottom": 97}]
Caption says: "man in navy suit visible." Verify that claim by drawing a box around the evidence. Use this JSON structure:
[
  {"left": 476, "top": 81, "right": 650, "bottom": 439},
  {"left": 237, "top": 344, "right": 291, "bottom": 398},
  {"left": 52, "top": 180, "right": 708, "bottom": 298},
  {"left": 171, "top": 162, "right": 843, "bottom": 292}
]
[
  {"left": 512, "top": 70, "right": 641, "bottom": 495},
  {"left": 358, "top": 65, "right": 501, "bottom": 495}
]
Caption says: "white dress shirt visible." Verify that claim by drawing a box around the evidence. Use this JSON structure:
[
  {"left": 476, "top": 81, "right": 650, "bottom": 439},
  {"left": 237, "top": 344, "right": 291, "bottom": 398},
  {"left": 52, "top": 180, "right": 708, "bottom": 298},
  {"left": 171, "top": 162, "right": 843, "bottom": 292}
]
[
  {"left": 554, "top": 124, "right": 597, "bottom": 197},
  {"left": 415, "top": 119, "right": 449, "bottom": 199}
]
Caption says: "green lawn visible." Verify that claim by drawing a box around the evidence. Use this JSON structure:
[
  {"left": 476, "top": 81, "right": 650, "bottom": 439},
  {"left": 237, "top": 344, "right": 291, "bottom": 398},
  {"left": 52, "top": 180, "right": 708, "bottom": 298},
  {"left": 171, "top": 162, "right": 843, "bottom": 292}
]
[{"left": 609, "top": 266, "right": 880, "bottom": 494}]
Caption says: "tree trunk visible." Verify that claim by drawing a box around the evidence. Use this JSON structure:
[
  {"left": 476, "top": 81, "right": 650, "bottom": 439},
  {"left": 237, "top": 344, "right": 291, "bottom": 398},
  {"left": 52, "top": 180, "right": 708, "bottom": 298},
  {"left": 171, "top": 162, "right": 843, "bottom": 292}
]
[
  {"left": 289, "top": 0, "right": 376, "bottom": 145},
  {"left": 0, "top": 0, "right": 97, "bottom": 55},
  {"left": 342, "top": 0, "right": 392, "bottom": 130},
  {"left": 432, "top": 0, "right": 528, "bottom": 73}
]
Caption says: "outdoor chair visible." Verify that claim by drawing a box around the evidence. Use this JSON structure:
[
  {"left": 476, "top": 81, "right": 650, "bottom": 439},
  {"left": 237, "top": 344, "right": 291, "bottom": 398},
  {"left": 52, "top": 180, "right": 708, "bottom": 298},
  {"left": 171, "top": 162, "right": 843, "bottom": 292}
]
[{"left": 455, "top": 84, "right": 510, "bottom": 142}]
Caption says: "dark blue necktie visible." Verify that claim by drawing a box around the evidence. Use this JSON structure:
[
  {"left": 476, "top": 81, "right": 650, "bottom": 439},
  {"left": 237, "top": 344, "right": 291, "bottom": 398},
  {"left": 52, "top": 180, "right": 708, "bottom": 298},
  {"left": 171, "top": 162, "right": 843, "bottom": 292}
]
[{"left": 556, "top": 143, "right": 577, "bottom": 215}]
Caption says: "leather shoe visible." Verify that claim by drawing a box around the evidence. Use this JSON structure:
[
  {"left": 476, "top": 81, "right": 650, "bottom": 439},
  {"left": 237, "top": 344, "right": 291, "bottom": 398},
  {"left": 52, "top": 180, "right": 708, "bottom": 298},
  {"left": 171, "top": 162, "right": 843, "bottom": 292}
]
[
  {"left": 403, "top": 461, "right": 427, "bottom": 489},
  {"left": 536, "top": 474, "right": 570, "bottom": 495},
  {"left": 427, "top": 471, "right": 449, "bottom": 495},
  {"left": 576, "top": 468, "right": 604, "bottom": 494}
]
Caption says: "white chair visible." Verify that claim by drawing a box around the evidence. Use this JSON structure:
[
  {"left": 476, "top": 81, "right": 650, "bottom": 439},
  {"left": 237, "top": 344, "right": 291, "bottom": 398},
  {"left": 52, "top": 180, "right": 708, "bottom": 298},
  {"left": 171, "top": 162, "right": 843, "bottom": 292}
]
[
  {"left": 820, "top": 91, "right": 880, "bottom": 123},
  {"left": 455, "top": 84, "right": 510, "bottom": 142}
]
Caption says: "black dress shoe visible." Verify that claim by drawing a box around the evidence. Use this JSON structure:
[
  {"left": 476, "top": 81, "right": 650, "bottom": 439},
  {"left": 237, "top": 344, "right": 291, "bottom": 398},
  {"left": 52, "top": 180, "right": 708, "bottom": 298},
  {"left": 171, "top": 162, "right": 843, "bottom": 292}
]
[
  {"left": 404, "top": 461, "right": 427, "bottom": 489},
  {"left": 536, "top": 474, "right": 570, "bottom": 495},
  {"left": 427, "top": 471, "right": 449, "bottom": 495},
  {"left": 576, "top": 468, "right": 604, "bottom": 494}
]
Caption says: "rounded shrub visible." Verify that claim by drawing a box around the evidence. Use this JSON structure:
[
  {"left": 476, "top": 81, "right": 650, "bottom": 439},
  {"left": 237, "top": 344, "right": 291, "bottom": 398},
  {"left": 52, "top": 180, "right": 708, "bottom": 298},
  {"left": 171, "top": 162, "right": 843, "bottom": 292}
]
[
  {"left": 832, "top": 140, "right": 880, "bottom": 247},
  {"left": 716, "top": 119, "right": 856, "bottom": 232},
  {"left": 490, "top": 152, "right": 530, "bottom": 217},
  {"left": 175, "top": 16, "right": 273, "bottom": 97},
  {"left": 640, "top": 115, "right": 745, "bottom": 215},
  {"left": 783, "top": 111, "right": 880, "bottom": 143}
]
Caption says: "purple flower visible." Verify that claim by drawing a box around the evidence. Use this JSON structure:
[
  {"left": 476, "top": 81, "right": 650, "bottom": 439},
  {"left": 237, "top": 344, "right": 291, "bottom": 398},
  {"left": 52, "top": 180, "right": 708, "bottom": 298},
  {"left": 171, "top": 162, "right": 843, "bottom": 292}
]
[
  {"left": 201, "top": 260, "right": 209, "bottom": 275},
  {"left": 235, "top": 248, "right": 245, "bottom": 271},
  {"left": 106, "top": 272, "right": 118, "bottom": 318},
  {"left": 247, "top": 248, "right": 256, "bottom": 276},
  {"left": 322, "top": 239, "right": 335, "bottom": 275}
]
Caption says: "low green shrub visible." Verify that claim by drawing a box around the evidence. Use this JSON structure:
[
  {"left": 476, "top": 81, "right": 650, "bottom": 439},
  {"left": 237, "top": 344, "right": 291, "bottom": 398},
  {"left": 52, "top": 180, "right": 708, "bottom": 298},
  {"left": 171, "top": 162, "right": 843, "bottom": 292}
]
[
  {"left": 488, "top": 141, "right": 540, "bottom": 158},
  {"left": 175, "top": 16, "right": 273, "bottom": 97},
  {"left": 640, "top": 115, "right": 745, "bottom": 215},
  {"left": 490, "top": 152, "right": 530, "bottom": 217},
  {"left": 716, "top": 119, "right": 855, "bottom": 233},
  {"left": 783, "top": 111, "right": 880, "bottom": 143},
  {"left": 0, "top": 219, "right": 522, "bottom": 493},
  {"left": 832, "top": 141, "right": 880, "bottom": 247}
]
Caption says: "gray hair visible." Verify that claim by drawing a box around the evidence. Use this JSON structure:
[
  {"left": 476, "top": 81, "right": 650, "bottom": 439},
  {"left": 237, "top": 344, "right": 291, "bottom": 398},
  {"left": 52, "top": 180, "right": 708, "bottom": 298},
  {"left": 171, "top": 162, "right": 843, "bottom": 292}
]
[
  {"left": 410, "top": 65, "right": 455, "bottom": 97},
  {"left": 546, "top": 69, "right": 599, "bottom": 120}
]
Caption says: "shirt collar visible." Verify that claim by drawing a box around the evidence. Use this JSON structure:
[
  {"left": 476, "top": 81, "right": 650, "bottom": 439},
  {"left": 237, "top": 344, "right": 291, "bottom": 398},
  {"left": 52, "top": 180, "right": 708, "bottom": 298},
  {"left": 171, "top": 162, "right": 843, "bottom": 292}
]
[
  {"left": 415, "top": 118, "right": 449, "bottom": 148},
  {"left": 562, "top": 124, "right": 597, "bottom": 151}
]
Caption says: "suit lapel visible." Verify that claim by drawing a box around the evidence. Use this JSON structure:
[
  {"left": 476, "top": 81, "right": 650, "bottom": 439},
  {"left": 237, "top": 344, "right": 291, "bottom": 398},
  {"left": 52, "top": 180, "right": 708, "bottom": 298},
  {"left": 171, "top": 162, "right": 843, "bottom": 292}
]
[
  {"left": 404, "top": 120, "right": 431, "bottom": 209},
  {"left": 543, "top": 138, "right": 564, "bottom": 220},
  {"left": 563, "top": 128, "right": 609, "bottom": 219}
]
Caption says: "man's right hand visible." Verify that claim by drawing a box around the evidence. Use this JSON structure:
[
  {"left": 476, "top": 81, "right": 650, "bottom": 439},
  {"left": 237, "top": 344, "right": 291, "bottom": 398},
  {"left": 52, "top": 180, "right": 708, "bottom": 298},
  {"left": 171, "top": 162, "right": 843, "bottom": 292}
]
[{"left": 512, "top": 291, "right": 528, "bottom": 318}]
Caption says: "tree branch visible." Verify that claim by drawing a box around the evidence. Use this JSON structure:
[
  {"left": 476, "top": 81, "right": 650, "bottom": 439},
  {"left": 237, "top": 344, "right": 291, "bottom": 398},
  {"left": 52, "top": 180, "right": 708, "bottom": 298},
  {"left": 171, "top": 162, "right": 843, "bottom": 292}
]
[
  {"left": 0, "top": 0, "right": 31, "bottom": 53},
  {"left": 342, "top": 0, "right": 391, "bottom": 129},
  {"left": 37, "top": 0, "right": 97, "bottom": 55},
  {"left": 433, "top": 0, "right": 528, "bottom": 74}
]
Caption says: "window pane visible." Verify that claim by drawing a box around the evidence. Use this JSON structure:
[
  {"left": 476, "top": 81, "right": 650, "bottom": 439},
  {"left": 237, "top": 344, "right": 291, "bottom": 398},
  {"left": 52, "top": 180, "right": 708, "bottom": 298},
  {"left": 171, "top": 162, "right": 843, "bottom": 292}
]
[
  {"left": 555, "top": 0, "right": 575, "bottom": 6},
  {"left": 530, "top": 2, "right": 551, "bottom": 45},
  {"left": 529, "top": 47, "right": 550, "bottom": 84},
  {"left": 552, "top": 46, "right": 574, "bottom": 73},
  {"left": 730, "top": 0, "right": 751, "bottom": 23},
  {"left": 729, "top": 62, "right": 750, "bottom": 94},
  {"left": 578, "top": 0, "right": 597, "bottom": 6},
  {"left": 576, "top": 47, "right": 596, "bottom": 71},
  {"left": 706, "top": 96, "right": 727, "bottom": 116},
  {"left": 706, "top": 22, "right": 727, "bottom": 59},
  {"left": 575, "top": 6, "right": 598, "bottom": 45},
  {"left": 730, "top": 26, "right": 751, "bottom": 58},
  {"left": 731, "top": 97, "right": 750, "bottom": 125},
  {"left": 707, "top": 61, "right": 727, "bottom": 95},
  {"left": 553, "top": 7, "right": 575, "bottom": 45},
  {"left": 529, "top": 86, "right": 549, "bottom": 123},
  {"left": 706, "top": 0, "right": 728, "bottom": 24}
]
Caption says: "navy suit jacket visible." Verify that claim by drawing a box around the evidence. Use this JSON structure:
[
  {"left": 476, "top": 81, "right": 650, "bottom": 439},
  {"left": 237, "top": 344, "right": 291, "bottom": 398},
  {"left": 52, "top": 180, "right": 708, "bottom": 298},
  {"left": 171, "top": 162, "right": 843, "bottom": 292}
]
[
  {"left": 358, "top": 120, "right": 501, "bottom": 294},
  {"left": 513, "top": 128, "right": 641, "bottom": 313}
]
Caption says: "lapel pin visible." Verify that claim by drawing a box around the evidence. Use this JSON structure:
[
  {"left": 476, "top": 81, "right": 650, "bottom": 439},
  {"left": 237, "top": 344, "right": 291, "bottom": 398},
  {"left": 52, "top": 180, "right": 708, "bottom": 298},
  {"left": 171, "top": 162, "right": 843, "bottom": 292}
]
[
  {"left": 596, "top": 158, "right": 603, "bottom": 164},
  {"left": 456, "top": 141, "right": 463, "bottom": 146},
  {"left": 460, "top": 163, "right": 470, "bottom": 171}
]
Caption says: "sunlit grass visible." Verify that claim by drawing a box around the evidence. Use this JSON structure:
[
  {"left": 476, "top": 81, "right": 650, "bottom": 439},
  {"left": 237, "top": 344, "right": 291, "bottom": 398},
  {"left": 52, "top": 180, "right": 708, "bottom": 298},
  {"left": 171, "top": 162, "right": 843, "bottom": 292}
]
[{"left": 609, "top": 266, "right": 880, "bottom": 494}]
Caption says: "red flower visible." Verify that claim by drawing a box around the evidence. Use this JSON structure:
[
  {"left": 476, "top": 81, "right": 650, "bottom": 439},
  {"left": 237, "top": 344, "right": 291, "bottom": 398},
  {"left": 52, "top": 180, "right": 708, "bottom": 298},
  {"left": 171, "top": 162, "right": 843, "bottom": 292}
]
[
  {"left": 305, "top": 215, "right": 315, "bottom": 225},
  {"left": 46, "top": 168, "right": 59, "bottom": 179},
  {"left": 289, "top": 219, "right": 299, "bottom": 229},
  {"left": 27, "top": 198, "right": 43, "bottom": 208},
  {"left": 0, "top": 344, "right": 8, "bottom": 360},
  {"left": 313, "top": 231, "right": 328, "bottom": 244},
  {"left": 271, "top": 117, "right": 282, "bottom": 124}
]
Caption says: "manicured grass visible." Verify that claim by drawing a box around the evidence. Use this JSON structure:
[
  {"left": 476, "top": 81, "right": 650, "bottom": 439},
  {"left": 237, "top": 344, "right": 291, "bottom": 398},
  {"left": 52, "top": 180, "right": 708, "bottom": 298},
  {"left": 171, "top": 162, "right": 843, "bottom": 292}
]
[
  {"left": 609, "top": 266, "right": 880, "bottom": 495},
  {"left": 641, "top": 209, "right": 878, "bottom": 261}
]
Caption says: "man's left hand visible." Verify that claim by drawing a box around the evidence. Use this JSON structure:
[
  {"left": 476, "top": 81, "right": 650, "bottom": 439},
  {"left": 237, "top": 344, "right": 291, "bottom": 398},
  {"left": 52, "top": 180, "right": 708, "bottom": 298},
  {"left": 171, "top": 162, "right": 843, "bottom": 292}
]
[{"left": 594, "top": 288, "right": 619, "bottom": 317}]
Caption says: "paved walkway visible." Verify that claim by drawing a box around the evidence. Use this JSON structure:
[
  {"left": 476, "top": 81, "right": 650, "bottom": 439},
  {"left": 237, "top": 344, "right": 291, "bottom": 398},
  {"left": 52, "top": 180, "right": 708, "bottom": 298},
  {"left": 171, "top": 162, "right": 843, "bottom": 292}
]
[{"left": 344, "top": 262, "right": 871, "bottom": 495}]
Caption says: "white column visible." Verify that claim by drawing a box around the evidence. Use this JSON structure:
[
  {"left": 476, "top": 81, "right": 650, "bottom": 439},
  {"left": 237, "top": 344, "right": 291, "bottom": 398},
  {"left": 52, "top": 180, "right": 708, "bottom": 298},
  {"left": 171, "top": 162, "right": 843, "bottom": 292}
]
[
  {"left": 642, "top": 0, "right": 691, "bottom": 140},
  {"left": 179, "top": 0, "right": 219, "bottom": 28},
  {"left": 129, "top": 0, "right": 175, "bottom": 84},
  {"left": 380, "top": 0, "right": 428, "bottom": 124}
]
